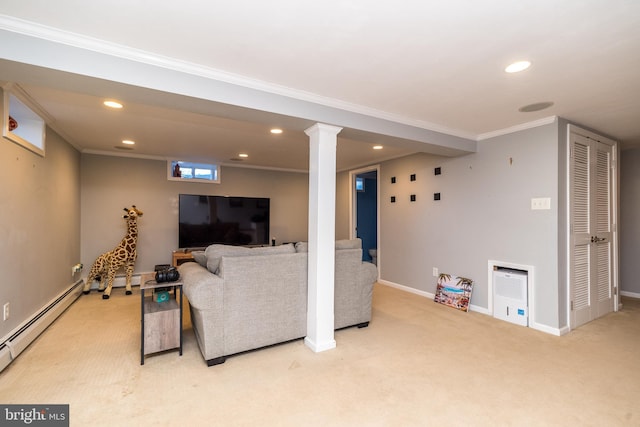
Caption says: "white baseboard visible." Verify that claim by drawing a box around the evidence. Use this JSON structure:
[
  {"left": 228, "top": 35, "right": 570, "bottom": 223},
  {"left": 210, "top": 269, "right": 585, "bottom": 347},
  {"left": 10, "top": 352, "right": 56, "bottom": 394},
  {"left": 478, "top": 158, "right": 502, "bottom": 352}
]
[
  {"left": 0, "top": 280, "right": 84, "bottom": 372},
  {"left": 377, "top": 279, "right": 490, "bottom": 314},
  {"left": 377, "top": 280, "right": 564, "bottom": 334},
  {"left": 84, "top": 272, "right": 147, "bottom": 290},
  {"left": 378, "top": 279, "right": 435, "bottom": 299},
  {"left": 0, "top": 346, "right": 11, "bottom": 373},
  {"left": 620, "top": 290, "right": 640, "bottom": 299},
  {"left": 529, "top": 321, "right": 566, "bottom": 336}
]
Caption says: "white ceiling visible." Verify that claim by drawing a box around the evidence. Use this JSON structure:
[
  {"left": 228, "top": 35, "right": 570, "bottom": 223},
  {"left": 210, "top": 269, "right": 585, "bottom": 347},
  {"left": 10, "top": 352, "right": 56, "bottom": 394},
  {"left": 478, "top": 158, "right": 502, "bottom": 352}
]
[{"left": 1, "top": 1, "right": 639, "bottom": 171}]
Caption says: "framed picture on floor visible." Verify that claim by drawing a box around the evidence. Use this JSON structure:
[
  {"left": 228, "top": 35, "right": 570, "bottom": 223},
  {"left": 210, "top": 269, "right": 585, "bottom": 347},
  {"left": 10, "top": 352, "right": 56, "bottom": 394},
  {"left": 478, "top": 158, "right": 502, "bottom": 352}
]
[{"left": 434, "top": 274, "right": 473, "bottom": 312}]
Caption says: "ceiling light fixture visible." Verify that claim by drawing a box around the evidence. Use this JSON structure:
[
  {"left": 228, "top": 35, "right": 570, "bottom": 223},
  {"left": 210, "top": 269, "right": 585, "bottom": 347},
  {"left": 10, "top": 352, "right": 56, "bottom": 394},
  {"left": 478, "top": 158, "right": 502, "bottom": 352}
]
[
  {"left": 238, "top": 153, "right": 249, "bottom": 158},
  {"left": 518, "top": 102, "right": 554, "bottom": 112},
  {"left": 505, "top": 61, "right": 531, "bottom": 73},
  {"left": 122, "top": 139, "right": 135, "bottom": 145},
  {"left": 373, "top": 145, "right": 383, "bottom": 150},
  {"left": 104, "top": 100, "right": 123, "bottom": 109},
  {"left": 270, "top": 128, "right": 283, "bottom": 134}
]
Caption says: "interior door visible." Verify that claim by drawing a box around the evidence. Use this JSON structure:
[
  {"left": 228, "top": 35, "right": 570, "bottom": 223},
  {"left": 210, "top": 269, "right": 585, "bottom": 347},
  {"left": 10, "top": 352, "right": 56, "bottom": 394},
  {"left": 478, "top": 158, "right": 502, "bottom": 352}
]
[{"left": 570, "top": 129, "right": 616, "bottom": 329}]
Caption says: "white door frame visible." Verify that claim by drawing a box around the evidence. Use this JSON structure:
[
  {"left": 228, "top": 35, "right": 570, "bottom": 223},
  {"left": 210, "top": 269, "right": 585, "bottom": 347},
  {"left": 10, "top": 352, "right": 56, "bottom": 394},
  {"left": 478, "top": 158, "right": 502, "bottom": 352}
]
[{"left": 566, "top": 124, "right": 619, "bottom": 330}]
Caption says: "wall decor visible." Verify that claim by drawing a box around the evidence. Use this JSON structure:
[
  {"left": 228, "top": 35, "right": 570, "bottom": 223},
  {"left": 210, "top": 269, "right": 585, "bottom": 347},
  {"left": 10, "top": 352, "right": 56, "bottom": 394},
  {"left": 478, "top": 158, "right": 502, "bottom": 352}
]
[
  {"left": 410, "top": 174, "right": 416, "bottom": 181},
  {"left": 410, "top": 194, "right": 416, "bottom": 202},
  {"left": 434, "top": 274, "right": 473, "bottom": 312},
  {"left": 434, "top": 193, "right": 441, "bottom": 201},
  {"left": 435, "top": 167, "right": 442, "bottom": 175},
  {"left": 391, "top": 176, "right": 396, "bottom": 184},
  {"left": 390, "top": 196, "right": 396, "bottom": 203}
]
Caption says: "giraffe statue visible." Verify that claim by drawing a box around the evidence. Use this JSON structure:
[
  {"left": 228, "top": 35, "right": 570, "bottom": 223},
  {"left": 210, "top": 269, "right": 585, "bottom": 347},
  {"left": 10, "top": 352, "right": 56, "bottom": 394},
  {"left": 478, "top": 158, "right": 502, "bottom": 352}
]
[{"left": 83, "top": 205, "right": 143, "bottom": 300}]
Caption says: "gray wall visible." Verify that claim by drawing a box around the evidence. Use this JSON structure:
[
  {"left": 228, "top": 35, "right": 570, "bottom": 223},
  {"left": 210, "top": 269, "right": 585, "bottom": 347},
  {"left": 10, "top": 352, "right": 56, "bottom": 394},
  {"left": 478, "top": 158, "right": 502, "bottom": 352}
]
[
  {"left": 80, "top": 154, "right": 310, "bottom": 273},
  {"left": 620, "top": 148, "right": 640, "bottom": 296},
  {"left": 3, "top": 112, "right": 619, "bottom": 340},
  {"left": 378, "top": 122, "right": 562, "bottom": 329},
  {"left": 0, "top": 93, "right": 81, "bottom": 339}
]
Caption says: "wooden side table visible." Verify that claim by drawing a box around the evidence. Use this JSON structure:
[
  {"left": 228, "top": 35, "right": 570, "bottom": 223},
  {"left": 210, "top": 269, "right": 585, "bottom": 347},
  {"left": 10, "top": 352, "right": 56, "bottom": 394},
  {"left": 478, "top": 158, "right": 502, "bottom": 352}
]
[
  {"left": 140, "top": 272, "right": 183, "bottom": 365},
  {"left": 172, "top": 250, "right": 194, "bottom": 267}
]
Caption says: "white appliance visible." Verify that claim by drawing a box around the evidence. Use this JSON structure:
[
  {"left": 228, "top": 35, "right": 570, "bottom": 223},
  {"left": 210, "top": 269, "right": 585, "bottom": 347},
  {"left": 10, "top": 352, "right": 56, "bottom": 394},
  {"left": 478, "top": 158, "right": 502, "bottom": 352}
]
[{"left": 493, "top": 268, "right": 528, "bottom": 327}]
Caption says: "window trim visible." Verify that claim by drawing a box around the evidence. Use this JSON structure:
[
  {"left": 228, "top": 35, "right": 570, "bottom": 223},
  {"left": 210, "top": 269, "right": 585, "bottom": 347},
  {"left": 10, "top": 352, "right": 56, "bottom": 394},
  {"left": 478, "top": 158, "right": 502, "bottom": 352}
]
[
  {"left": 167, "top": 160, "right": 220, "bottom": 184},
  {"left": 2, "top": 84, "right": 46, "bottom": 157}
]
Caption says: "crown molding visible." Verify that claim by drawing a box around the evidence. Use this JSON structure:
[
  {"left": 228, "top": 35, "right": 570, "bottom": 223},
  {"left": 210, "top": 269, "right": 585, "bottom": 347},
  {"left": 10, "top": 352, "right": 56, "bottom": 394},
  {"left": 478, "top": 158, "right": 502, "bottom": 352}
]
[
  {"left": 0, "top": 15, "right": 475, "bottom": 141},
  {"left": 476, "top": 116, "right": 558, "bottom": 141},
  {"left": 81, "top": 149, "right": 167, "bottom": 162},
  {"left": 80, "top": 148, "right": 309, "bottom": 174}
]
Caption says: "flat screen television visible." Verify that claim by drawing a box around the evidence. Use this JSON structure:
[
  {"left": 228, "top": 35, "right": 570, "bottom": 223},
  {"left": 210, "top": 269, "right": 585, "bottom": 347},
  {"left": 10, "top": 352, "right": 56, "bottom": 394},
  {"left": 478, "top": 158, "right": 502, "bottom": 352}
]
[{"left": 179, "top": 194, "right": 270, "bottom": 249}]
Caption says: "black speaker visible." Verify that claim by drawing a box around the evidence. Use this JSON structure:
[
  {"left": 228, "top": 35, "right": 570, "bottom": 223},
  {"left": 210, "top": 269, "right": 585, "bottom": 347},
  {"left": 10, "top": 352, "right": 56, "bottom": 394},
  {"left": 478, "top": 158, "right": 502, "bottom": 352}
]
[{"left": 155, "top": 266, "right": 180, "bottom": 283}]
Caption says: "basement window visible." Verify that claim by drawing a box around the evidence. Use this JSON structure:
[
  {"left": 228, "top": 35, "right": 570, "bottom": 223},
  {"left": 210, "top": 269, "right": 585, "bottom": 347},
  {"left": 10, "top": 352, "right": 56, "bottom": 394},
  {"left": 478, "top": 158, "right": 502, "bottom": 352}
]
[
  {"left": 2, "top": 87, "right": 46, "bottom": 157},
  {"left": 168, "top": 160, "right": 220, "bottom": 183}
]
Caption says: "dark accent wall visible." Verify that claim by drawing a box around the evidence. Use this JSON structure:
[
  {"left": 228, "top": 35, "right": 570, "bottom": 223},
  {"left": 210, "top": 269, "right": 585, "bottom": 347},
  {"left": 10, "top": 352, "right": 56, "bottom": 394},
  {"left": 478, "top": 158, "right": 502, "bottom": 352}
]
[{"left": 357, "top": 176, "right": 377, "bottom": 261}]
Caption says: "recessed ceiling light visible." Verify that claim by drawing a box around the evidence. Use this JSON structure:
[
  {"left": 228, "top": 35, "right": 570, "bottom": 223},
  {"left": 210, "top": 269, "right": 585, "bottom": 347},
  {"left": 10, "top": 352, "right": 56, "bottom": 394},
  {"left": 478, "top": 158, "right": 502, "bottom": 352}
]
[
  {"left": 373, "top": 145, "right": 383, "bottom": 150},
  {"left": 270, "top": 128, "right": 283, "bottom": 134},
  {"left": 518, "top": 102, "right": 554, "bottom": 112},
  {"left": 505, "top": 61, "right": 531, "bottom": 73},
  {"left": 104, "top": 100, "right": 123, "bottom": 109},
  {"left": 238, "top": 153, "right": 249, "bottom": 158},
  {"left": 122, "top": 140, "right": 135, "bottom": 145}
]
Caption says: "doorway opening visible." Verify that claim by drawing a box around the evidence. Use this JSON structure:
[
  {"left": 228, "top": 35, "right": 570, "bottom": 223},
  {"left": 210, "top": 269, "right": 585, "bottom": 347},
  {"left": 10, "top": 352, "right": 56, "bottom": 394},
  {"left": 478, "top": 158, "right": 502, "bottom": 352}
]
[{"left": 350, "top": 166, "right": 379, "bottom": 265}]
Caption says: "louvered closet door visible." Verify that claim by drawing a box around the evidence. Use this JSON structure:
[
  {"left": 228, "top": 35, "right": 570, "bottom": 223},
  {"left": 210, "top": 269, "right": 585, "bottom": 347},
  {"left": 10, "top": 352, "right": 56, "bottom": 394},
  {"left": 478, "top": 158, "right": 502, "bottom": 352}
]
[{"left": 570, "top": 132, "right": 614, "bottom": 329}]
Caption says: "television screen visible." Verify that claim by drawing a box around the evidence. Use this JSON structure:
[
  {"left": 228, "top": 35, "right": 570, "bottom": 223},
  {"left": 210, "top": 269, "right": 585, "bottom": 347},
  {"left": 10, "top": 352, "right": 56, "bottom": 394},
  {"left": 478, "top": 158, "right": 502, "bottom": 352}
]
[{"left": 179, "top": 194, "right": 270, "bottom": 248}]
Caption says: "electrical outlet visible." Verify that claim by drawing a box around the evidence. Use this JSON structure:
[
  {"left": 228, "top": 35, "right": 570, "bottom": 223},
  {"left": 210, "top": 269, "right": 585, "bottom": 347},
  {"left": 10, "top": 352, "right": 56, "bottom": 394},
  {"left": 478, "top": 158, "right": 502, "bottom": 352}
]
[
  {"left": 433, "top": 267, "right": 439, "bottom": 277},
  {"left": 3, "top": 303, "right": 9, "bottom": 321},
  {"left": 71, "top": 263, "right": 83, "bottom": 276},
  {"left": 531, "top": 197, "right": 551, "bottom": 210}
]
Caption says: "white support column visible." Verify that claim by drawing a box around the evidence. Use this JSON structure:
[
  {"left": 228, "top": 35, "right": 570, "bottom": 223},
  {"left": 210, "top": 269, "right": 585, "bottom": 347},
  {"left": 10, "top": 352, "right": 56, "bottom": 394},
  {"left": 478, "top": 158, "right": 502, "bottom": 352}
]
[{"left": 304, "top": 123, "right": 342, "bottom": 353}]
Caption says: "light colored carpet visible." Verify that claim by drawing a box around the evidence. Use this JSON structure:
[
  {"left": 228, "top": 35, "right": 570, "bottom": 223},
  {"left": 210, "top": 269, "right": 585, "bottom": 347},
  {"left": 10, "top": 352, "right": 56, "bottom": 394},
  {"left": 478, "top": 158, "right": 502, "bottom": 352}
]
[{"left": 1, "top": 284, "right": 638, "bottom": 426}]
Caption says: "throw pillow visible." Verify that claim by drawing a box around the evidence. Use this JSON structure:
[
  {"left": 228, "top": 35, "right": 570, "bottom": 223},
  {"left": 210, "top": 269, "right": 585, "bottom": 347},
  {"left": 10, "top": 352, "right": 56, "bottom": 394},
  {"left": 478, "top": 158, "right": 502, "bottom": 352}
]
[{"left": 191, "top": 251, "right": 206, "bottom": 267}]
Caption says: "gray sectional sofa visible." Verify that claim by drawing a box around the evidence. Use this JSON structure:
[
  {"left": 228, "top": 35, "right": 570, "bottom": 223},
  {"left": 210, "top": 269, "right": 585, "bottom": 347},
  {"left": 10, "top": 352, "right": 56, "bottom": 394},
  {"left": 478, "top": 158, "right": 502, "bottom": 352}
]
[{"left": 178, "top": 239, "right": 377, "bottom": 366}]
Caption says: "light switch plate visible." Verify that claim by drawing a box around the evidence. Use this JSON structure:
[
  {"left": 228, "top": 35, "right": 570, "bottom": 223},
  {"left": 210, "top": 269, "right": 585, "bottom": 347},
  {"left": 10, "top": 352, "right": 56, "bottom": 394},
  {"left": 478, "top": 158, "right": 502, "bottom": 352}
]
[{"left": 531, "top": 197, "right": 551, "bottom": 210}]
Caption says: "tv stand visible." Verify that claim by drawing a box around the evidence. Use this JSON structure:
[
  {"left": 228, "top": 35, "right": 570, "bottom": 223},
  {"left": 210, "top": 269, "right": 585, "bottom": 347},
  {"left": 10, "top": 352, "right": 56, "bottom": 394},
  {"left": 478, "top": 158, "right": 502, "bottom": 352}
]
[{"left": 172, "top": 250, "right": 194, "bottom": 267}]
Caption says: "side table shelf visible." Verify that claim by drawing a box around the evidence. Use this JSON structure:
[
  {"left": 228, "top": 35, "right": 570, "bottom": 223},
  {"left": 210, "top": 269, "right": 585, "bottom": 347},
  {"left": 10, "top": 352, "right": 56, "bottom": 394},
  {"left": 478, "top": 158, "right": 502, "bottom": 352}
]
[
  {"left": 140, "top": 273, "right": 183, "bottom": 365},
  {"left": 172, "top": 250, "right": 194, "bottom": 267}
]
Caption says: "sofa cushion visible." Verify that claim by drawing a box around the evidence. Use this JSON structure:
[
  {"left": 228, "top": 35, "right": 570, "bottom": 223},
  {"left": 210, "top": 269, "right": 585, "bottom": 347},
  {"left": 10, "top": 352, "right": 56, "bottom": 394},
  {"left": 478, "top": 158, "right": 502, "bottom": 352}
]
[
  {"left": 294, "top": 239, "right": 361, "bottom": 253},
  {"left": 205, "top": 243, "right": 296, "bottom": 274},
  {"left": 336, "top": 238, "right": 362, "bottom": 250}
]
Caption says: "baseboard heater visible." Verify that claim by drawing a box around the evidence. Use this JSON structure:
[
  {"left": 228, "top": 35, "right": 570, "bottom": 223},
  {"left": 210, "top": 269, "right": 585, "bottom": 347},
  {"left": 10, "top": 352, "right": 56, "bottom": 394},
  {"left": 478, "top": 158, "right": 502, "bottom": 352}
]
[{"left": 0, "top": 280, "right": 84, "bottom": 373}]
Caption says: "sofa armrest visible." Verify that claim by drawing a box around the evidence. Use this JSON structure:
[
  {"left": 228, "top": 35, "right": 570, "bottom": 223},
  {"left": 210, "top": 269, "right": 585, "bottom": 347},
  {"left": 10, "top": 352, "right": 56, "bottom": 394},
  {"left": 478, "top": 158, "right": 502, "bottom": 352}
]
[
  {"left": 360, "top": 261, "right": 378, "bottom": 287},
  {"left": 334, "top": 249, "right": 377, "bottom": 329},
  {"left": 178, "top": 262, "right": 223, "bottom": 311}
]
